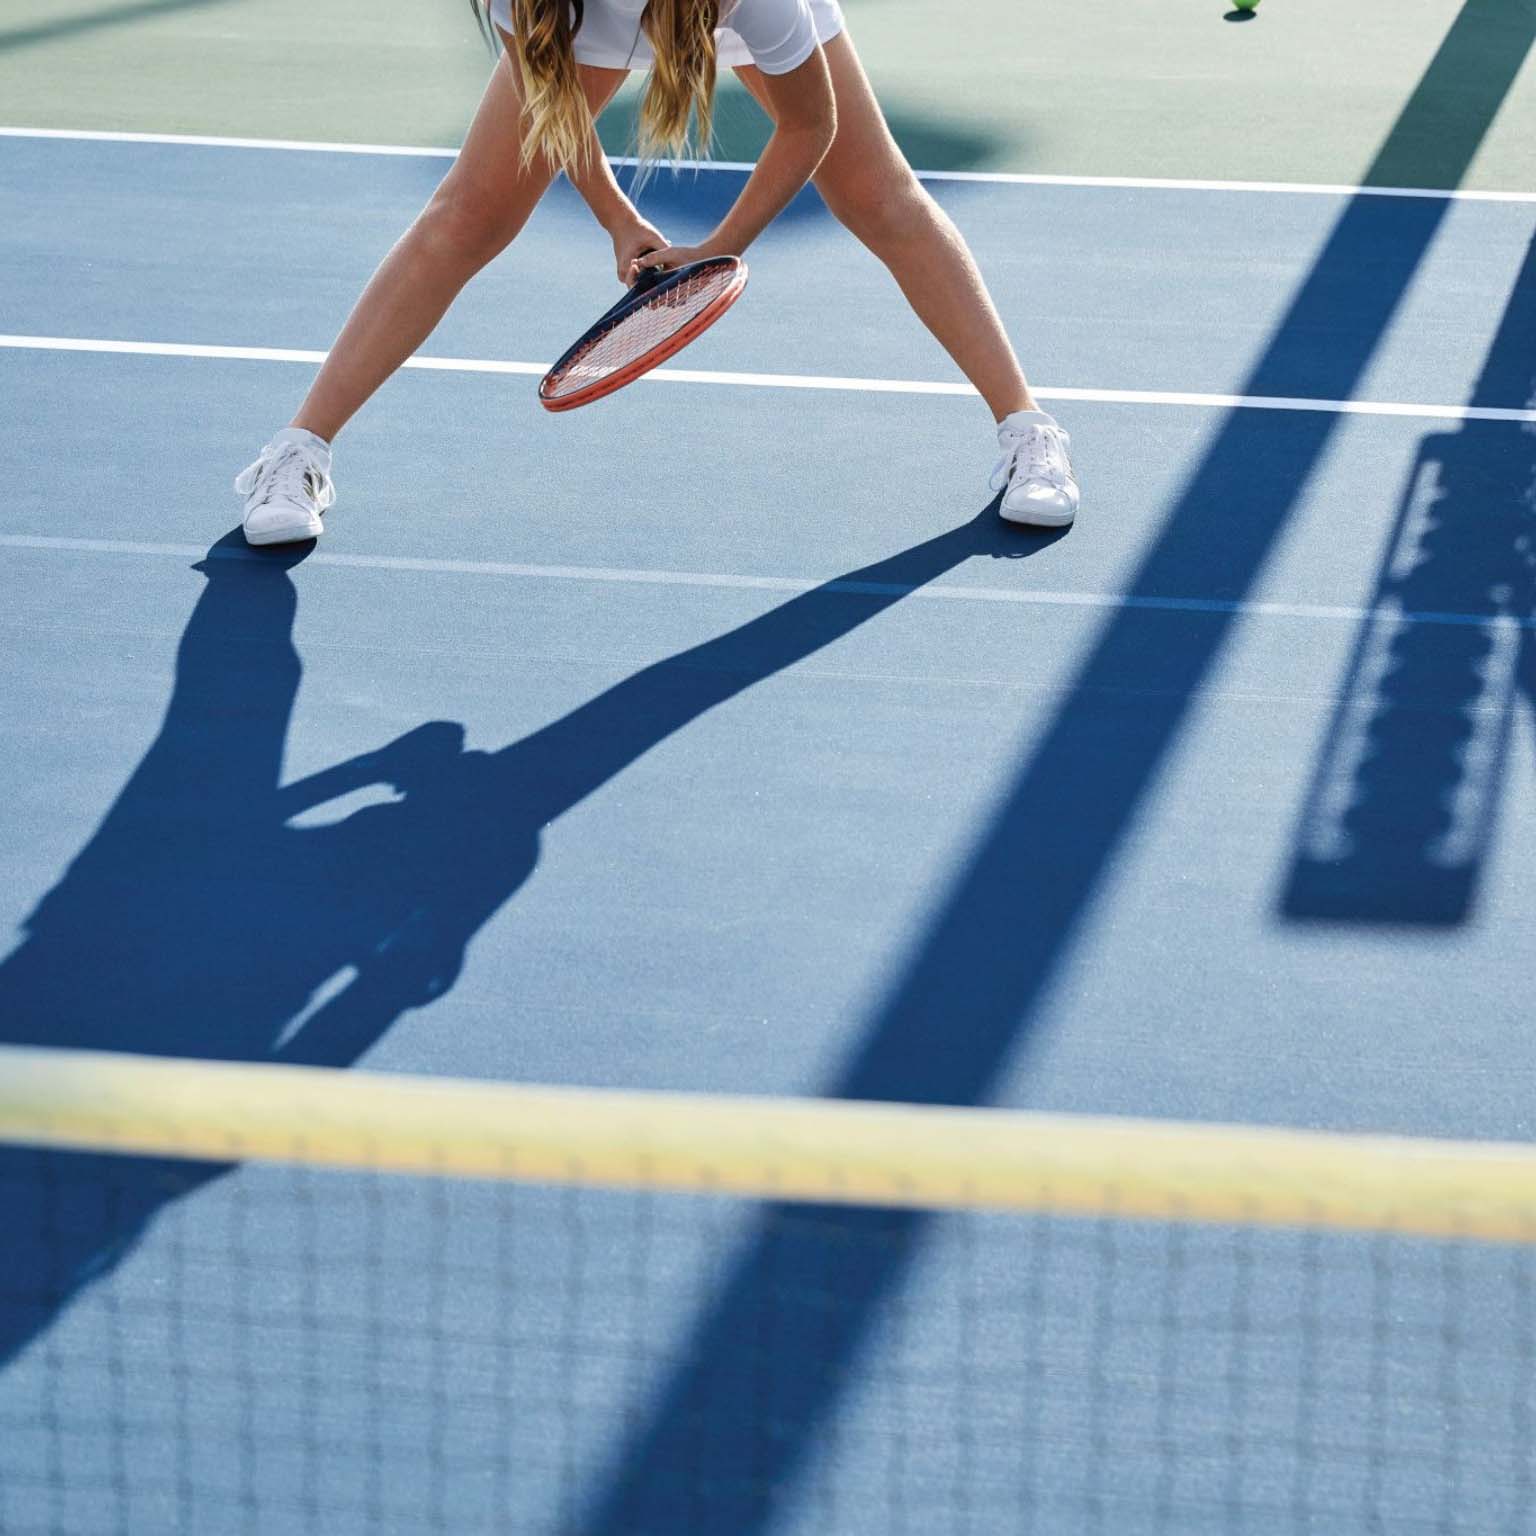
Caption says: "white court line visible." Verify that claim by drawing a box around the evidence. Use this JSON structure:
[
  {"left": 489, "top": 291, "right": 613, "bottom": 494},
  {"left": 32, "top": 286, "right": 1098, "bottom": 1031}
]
[
  {"left": 2, "top": 534, "right": 1530, "bottom": 635},
  {"left": 3, "top": 333, "right": 1535, "bottom": 423},
  {"left": 4, "top": 126, "right": 1536, "bottom": 204},
  {"left": 6, "top": 334, "right": 1533, "bottom": 422}
]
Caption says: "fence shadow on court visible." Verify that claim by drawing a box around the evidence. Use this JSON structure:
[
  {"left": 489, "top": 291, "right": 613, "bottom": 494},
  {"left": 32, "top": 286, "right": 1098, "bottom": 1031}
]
[
  {"left": 577, "top": 4, "right": 1536, "bottom": 1532},
  {"left": 1280, "top": 226, "right": 1536, "bottom": 926},
  {"left": 0, "top": 507, "right": 1058, "bottom": 1372}
]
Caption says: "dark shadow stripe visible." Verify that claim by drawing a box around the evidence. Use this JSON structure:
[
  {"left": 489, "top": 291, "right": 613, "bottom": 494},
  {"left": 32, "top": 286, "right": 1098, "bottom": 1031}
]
[
  {"left": 579, "top": 3, "right": 1536, "bottom": 1531},
  {"left": 0, "top": 0, "right": 238, "bottom": 54}
]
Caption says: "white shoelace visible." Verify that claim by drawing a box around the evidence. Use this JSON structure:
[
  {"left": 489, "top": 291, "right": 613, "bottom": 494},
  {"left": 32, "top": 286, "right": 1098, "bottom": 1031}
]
[
  {"left": 990, "top": 424, "right": 1072, "bottom": 493},
  {"left": 234, "top": 441, "right": 334, "bottom": 510}
]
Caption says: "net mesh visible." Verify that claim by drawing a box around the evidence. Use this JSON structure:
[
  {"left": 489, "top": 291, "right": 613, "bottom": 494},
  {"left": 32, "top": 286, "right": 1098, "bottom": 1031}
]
[
  {"left": 1, "top": 1046, "right": 1533, "bottom": 1536},
  {"left": 542, "top": 263, "right": 741, "bottom": 402}
]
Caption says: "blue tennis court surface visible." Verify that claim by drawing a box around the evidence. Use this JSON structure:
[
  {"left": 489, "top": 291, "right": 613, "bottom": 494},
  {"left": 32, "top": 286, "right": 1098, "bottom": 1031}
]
[
  {"left": 3, "top": 113, "right": 1536, "bottom": 1534},
  {"left": 4, "top": 130, "right": 1535, "bottom": 1129}
]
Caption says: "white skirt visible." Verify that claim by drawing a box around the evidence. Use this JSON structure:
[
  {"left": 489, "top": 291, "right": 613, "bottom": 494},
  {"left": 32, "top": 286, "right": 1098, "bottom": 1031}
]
[{"left": 485, "top": 0, "right": 845, "bottom": 73}]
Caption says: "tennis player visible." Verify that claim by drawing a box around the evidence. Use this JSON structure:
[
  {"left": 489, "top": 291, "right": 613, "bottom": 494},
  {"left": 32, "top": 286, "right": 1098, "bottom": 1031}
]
[{"left": 236, "top": 0, "right": 1079, "bottom": 543}]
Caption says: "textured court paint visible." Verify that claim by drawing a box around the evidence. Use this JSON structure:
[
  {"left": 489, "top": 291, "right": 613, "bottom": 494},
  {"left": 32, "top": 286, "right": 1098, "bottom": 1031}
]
[{"left": 0, "top": 0, "right": 1533, "bottom": 190}]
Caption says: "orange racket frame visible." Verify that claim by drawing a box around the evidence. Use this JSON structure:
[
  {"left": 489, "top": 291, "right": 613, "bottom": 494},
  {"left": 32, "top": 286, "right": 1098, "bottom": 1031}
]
[{"left": 538, "top": 256, "right": 749, "bottom": 413}]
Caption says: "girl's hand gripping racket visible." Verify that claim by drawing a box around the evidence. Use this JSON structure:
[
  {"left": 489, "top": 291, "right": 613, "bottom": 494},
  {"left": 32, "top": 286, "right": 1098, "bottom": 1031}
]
[{"left": 538, "top": 256, "right": 748, "bottom": 412}]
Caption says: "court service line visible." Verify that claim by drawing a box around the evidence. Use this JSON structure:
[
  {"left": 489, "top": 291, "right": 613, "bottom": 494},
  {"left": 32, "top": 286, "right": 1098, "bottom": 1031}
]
[
  {"left": 4, "top": 334, "right": 1535, "bottom": 424},
  {"left": 4, "top": 126, "right": 1536, "bottom": 204},
  {"left": 3, "top": 534, "right": 1530, "bottom": 636}
]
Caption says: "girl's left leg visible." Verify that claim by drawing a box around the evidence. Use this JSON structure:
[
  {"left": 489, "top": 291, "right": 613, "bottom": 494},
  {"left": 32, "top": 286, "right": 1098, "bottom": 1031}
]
[{"left": 735, "top": 35, "right": 1079, "bottom": 526}]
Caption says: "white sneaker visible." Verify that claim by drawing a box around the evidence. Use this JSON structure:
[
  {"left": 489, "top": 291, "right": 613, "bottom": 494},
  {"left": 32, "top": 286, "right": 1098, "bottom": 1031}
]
[
  {"left": 235, "top": 427, "right": 335, "bottom": 545},
  {"left": 991, "top": 410, "right": 1079, "bottom": 528}
]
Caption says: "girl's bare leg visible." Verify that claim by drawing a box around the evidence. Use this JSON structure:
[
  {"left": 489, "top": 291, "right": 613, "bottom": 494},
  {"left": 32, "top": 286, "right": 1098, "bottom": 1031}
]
[
  {"left": 735, "top": 35, "right": 1035, "bottom": 424},
  {"left": 292, "top": 55, "right": 627, "bottom": 442}
]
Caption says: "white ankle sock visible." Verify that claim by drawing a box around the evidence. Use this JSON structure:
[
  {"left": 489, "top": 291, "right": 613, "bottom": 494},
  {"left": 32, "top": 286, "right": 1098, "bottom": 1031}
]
[
  {"left": 999, "top": 408, "right": 1057, "bottom": 432},
  {"left": 271, "top": 426, "right": 331, "bottom": 455}
]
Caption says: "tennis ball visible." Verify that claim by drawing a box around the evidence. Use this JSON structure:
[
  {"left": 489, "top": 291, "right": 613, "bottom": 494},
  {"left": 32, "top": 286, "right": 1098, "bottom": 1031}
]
[{"left": 1232, "top": 0, "right": 1260, "bottom": 9}]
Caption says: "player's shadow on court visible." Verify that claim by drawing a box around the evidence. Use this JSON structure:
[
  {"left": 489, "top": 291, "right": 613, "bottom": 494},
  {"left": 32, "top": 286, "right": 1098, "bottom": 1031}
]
[
  {"left": 0, "top": 507, "right": 1060, "bottom": 1372},
  {"left": 1280, "top": 226, "right": 1536, "bottom": 925}
]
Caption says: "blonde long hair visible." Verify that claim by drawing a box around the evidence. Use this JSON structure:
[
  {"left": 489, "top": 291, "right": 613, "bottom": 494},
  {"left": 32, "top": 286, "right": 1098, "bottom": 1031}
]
[{"left": 485, "top": 0, "right": 721, "bottom": 174}]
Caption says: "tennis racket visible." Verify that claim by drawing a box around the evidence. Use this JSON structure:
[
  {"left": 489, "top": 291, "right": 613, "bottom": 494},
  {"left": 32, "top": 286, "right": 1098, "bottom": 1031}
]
[{"left": 538, "top": 255, "right": 749, "bottom": 412}]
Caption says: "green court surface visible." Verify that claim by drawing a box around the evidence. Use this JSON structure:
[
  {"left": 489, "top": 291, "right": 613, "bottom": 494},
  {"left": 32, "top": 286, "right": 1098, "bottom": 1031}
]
[{"left": 2, "top": 0, "right": 1534, "bottom": 188}]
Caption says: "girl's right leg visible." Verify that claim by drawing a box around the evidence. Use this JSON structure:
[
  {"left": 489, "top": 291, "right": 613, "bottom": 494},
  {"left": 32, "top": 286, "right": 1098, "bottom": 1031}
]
[
  {"left": 294, "top": 55, "right": 627, "bottom": 441},
  {"left": 238, "top": 53, "right": 625, "bottom": 544}
]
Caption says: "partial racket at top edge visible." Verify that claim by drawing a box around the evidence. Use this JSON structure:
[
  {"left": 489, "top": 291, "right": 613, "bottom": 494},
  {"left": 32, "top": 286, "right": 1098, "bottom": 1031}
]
[{"left": 538, "top": 255, "right": 749, "bottom": 412}]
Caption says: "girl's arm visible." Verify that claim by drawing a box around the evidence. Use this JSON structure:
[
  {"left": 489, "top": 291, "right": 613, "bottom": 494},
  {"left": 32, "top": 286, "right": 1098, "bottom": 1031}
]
[
  {"left": 565, "top": 130, "right": 672, "bottom": 282},
  {"left": 640, "top": 47, "right": 837, "bottom": 275}
]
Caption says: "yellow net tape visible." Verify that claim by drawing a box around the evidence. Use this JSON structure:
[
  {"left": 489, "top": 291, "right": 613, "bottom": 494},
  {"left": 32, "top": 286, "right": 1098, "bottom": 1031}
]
[{"left": 2, "top": 1044, "right": 1533, "bottom": 1242}]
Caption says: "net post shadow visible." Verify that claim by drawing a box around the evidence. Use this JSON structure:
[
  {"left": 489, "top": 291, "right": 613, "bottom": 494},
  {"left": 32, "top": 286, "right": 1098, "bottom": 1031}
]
[{"left": 1280, "top": 224, "right": 1536, "bottom": 926}]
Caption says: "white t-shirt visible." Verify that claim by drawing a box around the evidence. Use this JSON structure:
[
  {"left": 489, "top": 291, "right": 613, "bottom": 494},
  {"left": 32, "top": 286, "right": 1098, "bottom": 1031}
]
[{"left": 487, "top": 0, "right": 843, "bottom": 75}]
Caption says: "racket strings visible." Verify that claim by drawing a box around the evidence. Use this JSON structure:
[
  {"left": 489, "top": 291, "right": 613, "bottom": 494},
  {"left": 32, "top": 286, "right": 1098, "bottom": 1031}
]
[{"left": 545, "top": 265, "right": 738, "bottom": 396}]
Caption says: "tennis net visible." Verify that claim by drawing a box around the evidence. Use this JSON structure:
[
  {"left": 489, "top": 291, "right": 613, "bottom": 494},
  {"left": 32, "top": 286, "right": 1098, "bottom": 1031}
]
[{"left": 1, "top": 1044, "right": 1532, "bottom": 1535}]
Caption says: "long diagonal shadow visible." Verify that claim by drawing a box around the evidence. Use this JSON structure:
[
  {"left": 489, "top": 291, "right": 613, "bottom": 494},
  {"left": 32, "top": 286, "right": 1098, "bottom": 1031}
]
[
  {"left": 580, "top": 4, "right": 1536, "bottom": 1531},
  {"left": 0, "top": 506, "right": 1047, "bottom": 1372}
]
